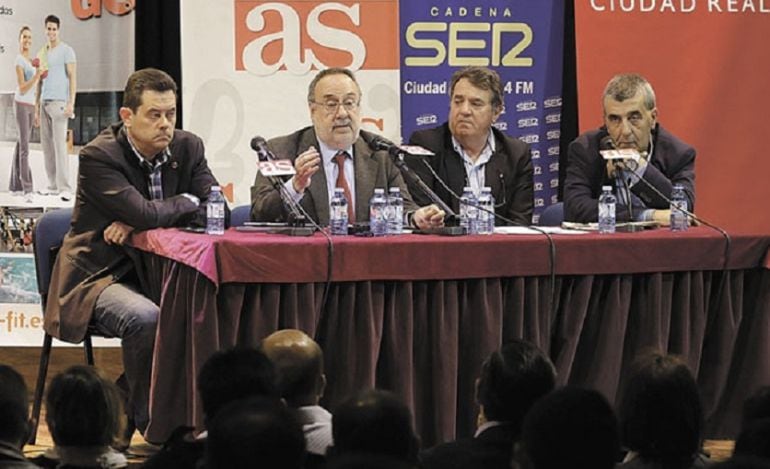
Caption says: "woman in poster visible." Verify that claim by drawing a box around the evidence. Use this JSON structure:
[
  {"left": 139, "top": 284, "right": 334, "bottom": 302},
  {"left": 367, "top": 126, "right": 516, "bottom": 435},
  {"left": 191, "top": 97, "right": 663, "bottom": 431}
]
[{"left": 10, "top": 26, "right": 43, "bottom": 200}]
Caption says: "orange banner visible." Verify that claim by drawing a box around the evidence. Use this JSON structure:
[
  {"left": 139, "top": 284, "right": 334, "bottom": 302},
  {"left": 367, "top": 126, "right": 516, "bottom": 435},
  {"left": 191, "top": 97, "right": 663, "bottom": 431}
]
[
  {"left": 575, "top": 3, "right": 770, "bottom": 233},
  {"left": 234, "top": 0, "right": 398, "bottom": 73}
]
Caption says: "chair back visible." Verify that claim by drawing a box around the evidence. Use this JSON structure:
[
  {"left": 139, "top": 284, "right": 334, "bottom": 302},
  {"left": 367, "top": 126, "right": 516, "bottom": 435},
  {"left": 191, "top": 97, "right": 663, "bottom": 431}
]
[
  {"left": 230, "top": 205, "right": 251, "bottom": 227},
  {"left": 33, "top": 208, "right": 73, "bottom": 305},
  {"left": 539, "top": 202, "right": 564, "bottom": 226}
]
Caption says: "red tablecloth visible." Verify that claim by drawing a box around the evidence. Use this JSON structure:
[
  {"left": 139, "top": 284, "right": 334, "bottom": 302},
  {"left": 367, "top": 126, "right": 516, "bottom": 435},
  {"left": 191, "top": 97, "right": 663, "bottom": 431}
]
[
  {"left": 129, "top": 227, "right": 770, "bottom": 445},
  {"left": 131, "top": 227, "right": 769, "bottom": 284}
]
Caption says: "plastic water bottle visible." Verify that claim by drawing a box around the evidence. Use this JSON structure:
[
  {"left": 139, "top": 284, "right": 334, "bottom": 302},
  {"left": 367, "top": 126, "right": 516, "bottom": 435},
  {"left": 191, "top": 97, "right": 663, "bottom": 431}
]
[
  {"left": 369, "top": 188, "right": 388, "bottom": 237},
  {"left": 206, "top": 185, "right": 226, "bottom": 235},
  {"left": 598, "top": 185, "right": 616, "bottom": 234},
  {"left": 386, "top": 187, "right": 404, "bottom": 235},
  {"left": 460, "top": 187, "right": 479, "bottom": 235},
  {"left": 330, "top": 188, "right": 349, "bottom": 235},
  {"left": 477, "top": 186, "right": 495, "bottom": 235},
  {"left": 670, "top": 184, "right": 689, "bottom": 232}
]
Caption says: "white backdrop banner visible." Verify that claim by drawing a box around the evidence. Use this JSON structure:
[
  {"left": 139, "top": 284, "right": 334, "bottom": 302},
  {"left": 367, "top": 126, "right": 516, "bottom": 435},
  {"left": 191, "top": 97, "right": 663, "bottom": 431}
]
[{"left": 181, "top": 0, "right": 401, "bottom": 206}]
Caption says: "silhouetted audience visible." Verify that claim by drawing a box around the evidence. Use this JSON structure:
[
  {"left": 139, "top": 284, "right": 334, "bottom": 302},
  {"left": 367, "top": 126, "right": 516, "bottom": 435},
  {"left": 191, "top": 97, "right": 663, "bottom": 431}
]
[
  {"left": 34, "top": 365, "right": 127, "bottom": 468},
  {"left": 329, "top": 389, "right": 419, "bottom": 467},
  {"left": 262, "top": 329, "right": 332, "bottom": 467},
  {"left": 732, "top": 386, "right": 770, "bottom": 462},
  {"left": 422, "top": 339, "right": 556, "bottom": 469},
  {"left": 618, "top": 353, "right": 708, "bottom": 469},
  {"left": 143, "top": 346, "right": 278, "bottom": 469},
  {"left": 518, "top": 386, "right": 620, "bottom": 469},
  {"left": 0, "top": 364, "right": 39, "bottom": 468},
  {"left": 325, "top": 453, "right": 416, "bottom": 469},
  {"left": 204, "top": 396, "right": 305, "bottom": 469},
  {"left": 712, "top": 457, "right": 770, "bottom": 469}
]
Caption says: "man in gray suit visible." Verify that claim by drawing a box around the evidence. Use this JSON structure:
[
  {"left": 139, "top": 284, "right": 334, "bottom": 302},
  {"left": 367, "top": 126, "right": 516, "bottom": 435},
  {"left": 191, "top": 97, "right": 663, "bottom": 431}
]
[{"left": 251, "top": 68, "right": 444, "bottom": 229}]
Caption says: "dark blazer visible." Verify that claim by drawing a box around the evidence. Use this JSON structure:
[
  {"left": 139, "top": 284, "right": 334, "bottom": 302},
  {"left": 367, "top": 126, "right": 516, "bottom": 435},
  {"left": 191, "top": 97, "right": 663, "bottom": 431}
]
[
  {"left": 406, "top": 123, "right": 534, "bottom": 226},
  {"left": 250, "top": 126, "right": 417, "bottom": 225},
  {"left": 421, "top": 423, "right": 519, "bottom": 469},
  {"left": 44, "top": 123, "right": 222, "bottom": 342},
  {"left": 564, "top": 124, "right": 696, "bottom": 223}
]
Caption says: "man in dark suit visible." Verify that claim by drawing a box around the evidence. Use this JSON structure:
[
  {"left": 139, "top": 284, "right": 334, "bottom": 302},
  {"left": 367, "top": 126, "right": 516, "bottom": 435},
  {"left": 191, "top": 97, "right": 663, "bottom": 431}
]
[
  {"left": 564, "top": 73, "right": 696, "bottom": 224},
  {"left": 421, "top": 340, "right": 556, "bottom": 469},
  {"left": 251, "top": 67, "right": 445, "bottom": 229},
  {"left": 405, "top": 66, "right": 533, "bottom": 226},
  {"left": 44, "top": 68, "right": 224, "bottom": 440}
]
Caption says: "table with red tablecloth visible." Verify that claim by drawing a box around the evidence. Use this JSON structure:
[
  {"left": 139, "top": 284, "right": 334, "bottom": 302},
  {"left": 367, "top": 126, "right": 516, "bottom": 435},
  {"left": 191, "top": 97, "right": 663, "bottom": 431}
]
[{"left": 129, "top": 227, "right": 770, "bottom": 445}]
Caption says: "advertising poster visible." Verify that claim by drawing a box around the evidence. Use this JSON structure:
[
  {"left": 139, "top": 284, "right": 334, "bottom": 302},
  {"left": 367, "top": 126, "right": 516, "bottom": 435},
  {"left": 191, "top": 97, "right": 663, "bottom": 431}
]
[{"left": 399, "top": 1, "right": 565, "bottom": 222}]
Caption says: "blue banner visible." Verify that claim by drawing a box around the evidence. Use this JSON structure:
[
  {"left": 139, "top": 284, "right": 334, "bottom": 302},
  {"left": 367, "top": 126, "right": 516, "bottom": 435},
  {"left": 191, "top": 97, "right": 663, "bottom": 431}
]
[{"left": 399, "top": 1, "right": 564, "bottom": 223}]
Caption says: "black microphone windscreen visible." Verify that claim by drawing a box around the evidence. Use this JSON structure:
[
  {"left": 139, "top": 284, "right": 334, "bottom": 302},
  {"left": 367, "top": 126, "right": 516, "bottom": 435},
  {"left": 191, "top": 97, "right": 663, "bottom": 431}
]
[
  {"left": 368, "top": 135, "right": 394, "bottom": 152},
  {"left": 599, "top": 135, "right": 615, "bottom": 151},
  {"left": 251, "top": 136, "right": 267, "bottom": 152}
]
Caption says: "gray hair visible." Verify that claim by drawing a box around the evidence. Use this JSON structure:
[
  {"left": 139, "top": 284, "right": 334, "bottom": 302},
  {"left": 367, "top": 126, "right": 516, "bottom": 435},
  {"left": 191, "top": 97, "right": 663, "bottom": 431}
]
[{"left": 603, "top": 73, "right": 656, "bottom": 110}]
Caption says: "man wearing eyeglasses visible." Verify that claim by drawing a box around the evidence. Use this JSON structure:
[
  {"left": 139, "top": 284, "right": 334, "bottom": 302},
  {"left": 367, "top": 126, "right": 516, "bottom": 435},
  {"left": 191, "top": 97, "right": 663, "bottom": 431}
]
[
  {"left": 404, "top": 67, "right": 534, "bottom": 226},
  {"left": 251, "top": 67, "right": 445, "bottom": 229},
  {"left": 563, "top": 73, "right": 695, "bottom": 224}
]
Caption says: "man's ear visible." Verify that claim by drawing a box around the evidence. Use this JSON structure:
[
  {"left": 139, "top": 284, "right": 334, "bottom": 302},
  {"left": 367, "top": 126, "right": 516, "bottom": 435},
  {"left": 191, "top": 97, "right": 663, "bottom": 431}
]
[
  {"left": 493, "top": 104, "right": 504, "bottom": 122},
  {"left": 119, "top": 107, "right": 133, "bottom": 127},
  {"left": 650, "top": 107, "right": 658, "bottom": 126},
  {"left": 317, "top": 373, "right": 327, "bottom": 399}
]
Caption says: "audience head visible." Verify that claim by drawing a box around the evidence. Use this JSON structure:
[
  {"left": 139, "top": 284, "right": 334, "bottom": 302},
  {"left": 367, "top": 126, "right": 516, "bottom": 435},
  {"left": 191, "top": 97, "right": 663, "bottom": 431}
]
[
  {"left": 197, "top": 346, "right": 278, "bottom": 425},
  {"left": 326, "top": 453, "right": 415, "bottom": 469},
  {"left": 476, "top": 339, "right": 556, "bottom": 437},
  {"left": 331, "top": 389, "right": 419, "bottom": 464},
  {"left": 742, "top": 386, "right": 770, "bottom": 427},
  {"left": 734, "top": 418, "right": 770, "bottom": 461},
  {"left": 306, "top": 67, "right": 362, "bottom": 150},
  {"left": 0, "top": 364, "right": 31, "bottom": 447},
  {"left": 45, "top": 365, "right": 123, "bottom": 447},
  {"left": 733, "top": 386, "right": 770, "bottom": 461},
  {"left": 261, "top": 329, "right": 325, "bottom": 408},
  {"left": 205, "top": 396, "right": 305, "bottom": 469},
  {"left": 618, "top": 352, "right": 703, "bottom": 468},
  {"left": 713, "top": 457, "right": 770, "bottom": 469},
  {"left": 519, "top": 386, "right": 619, "bottom": 469}
]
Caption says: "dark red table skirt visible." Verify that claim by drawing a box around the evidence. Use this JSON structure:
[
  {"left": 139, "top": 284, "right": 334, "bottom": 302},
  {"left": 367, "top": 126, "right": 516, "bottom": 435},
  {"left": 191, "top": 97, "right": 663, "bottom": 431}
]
[{"left": 130, "top": 228, "right": 770, "bottom": 445}]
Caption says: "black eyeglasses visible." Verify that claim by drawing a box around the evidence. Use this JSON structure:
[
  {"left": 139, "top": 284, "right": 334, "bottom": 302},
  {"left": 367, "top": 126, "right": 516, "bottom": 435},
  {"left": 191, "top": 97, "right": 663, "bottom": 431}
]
[{"left": 310, "top": 99, "right": 360, "bottom": 114}]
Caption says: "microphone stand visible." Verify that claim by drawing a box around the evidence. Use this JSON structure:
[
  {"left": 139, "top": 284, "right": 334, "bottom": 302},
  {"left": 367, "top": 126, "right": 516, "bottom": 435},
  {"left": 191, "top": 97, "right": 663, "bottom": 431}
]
[
  {"left": 384, "top": 146, "right": 466, "bottom": 235},
  {"left": 266, "top": 176, "right": 315, "bottom": 236}
]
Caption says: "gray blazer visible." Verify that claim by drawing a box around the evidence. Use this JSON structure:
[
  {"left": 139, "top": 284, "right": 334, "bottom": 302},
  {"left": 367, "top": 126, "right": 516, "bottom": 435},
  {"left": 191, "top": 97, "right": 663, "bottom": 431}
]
[{"left": 250, "top": 126, "right": 417, "bottom": 225}]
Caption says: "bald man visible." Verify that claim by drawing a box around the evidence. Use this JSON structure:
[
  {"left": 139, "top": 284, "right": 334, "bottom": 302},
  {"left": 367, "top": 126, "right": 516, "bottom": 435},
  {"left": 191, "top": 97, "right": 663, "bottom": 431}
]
[{"left": 261, "top": 329, "right": 332, "bottom": 460}]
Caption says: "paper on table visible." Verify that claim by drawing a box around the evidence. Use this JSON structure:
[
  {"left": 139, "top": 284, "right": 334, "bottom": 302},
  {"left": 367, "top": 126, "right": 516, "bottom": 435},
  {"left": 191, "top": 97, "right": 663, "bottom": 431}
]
[{"left": 493, "top": 226, "right": 590, "bottom": 235}]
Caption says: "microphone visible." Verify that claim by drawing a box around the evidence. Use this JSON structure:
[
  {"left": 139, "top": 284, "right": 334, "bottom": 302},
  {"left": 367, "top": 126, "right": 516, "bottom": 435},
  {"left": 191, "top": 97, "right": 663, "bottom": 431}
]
[
  {"left": 249, "top": 136, "right": 312, "bottom": 234},
  {"left": 364, "top": 133, "right": 458, "bottom": 223},
  {"left": 368, "top": 135, "right": 434, "bottom": 157},
  {"left": 599, "top": 135, "right": 641, "bottom": 163},
  {"left": 599, "top": 135, "right": 615, "bottom": 151},
  {"left": 598, "top": 135, "right": 638, "bottom": 223}
]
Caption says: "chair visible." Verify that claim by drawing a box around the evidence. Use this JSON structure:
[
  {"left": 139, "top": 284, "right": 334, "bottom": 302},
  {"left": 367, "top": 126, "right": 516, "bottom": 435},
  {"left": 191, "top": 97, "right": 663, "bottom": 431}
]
[
  {"left": 28, "top": 207, "right": 96, "bottom": 444},
  {"left": 539, "top": 202, "right": 564, "bottom": 226},
  {"left": 230, "top": 204, "right": 251, "bottom": 227}
]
